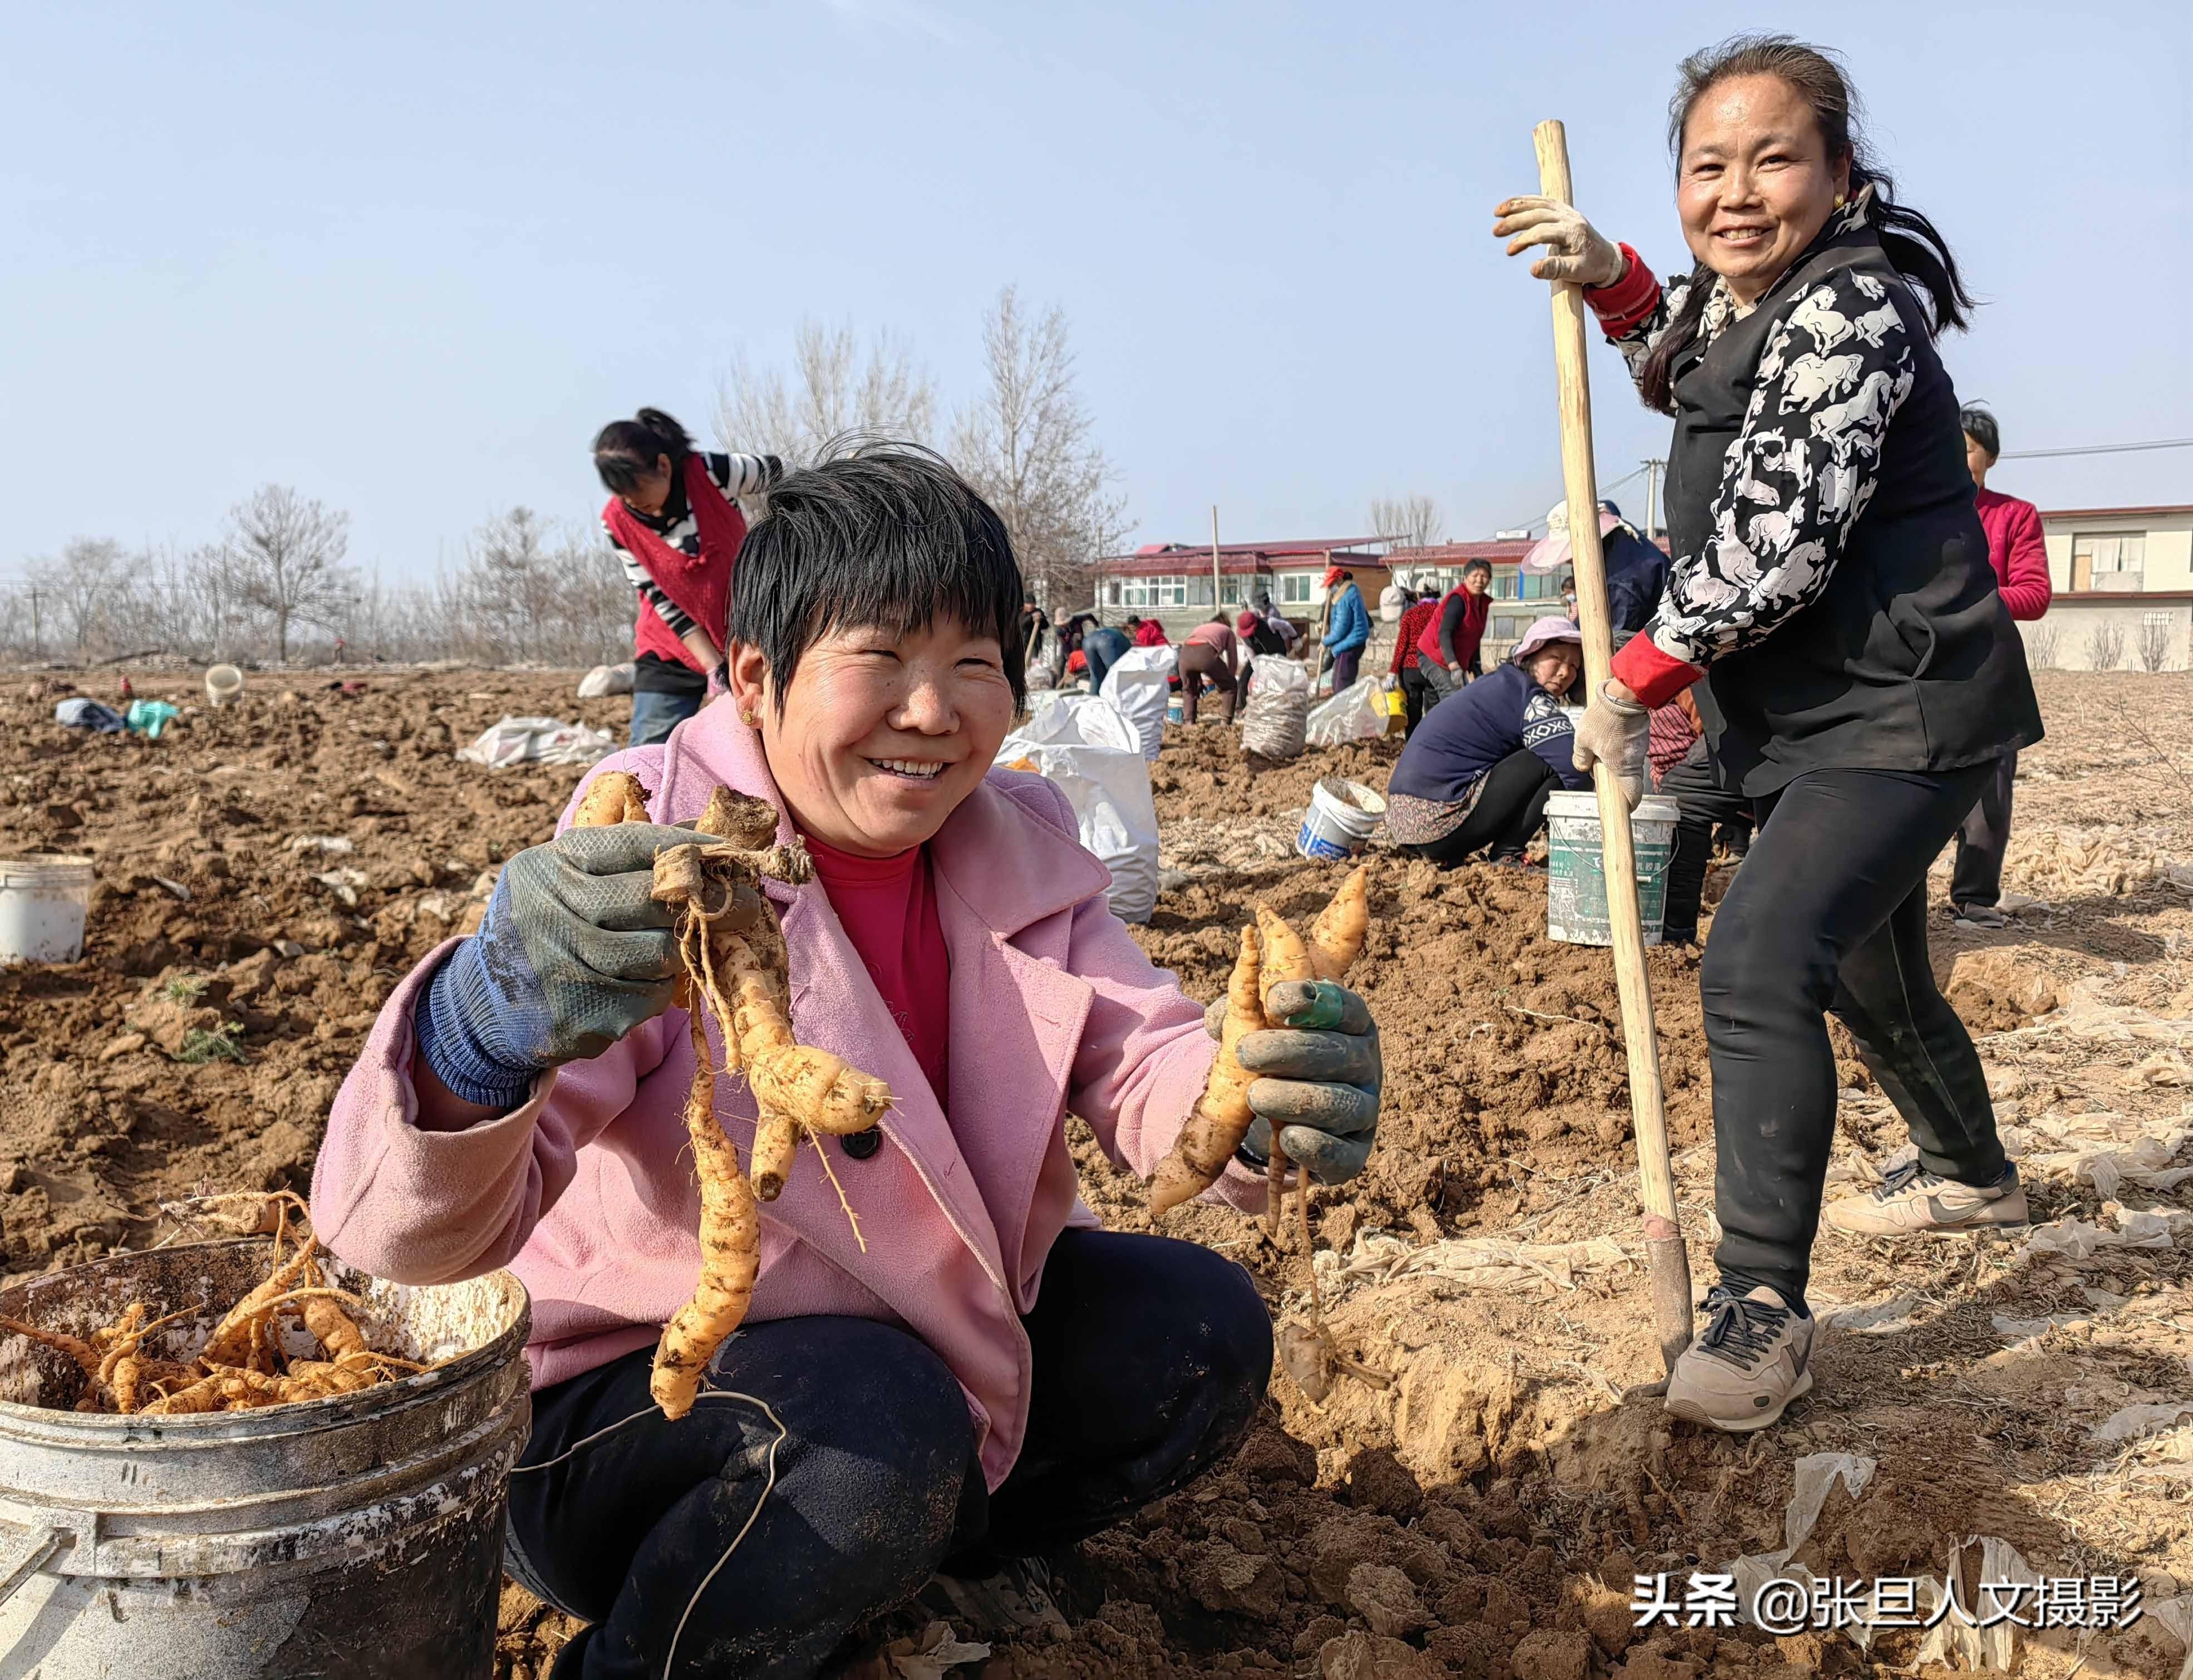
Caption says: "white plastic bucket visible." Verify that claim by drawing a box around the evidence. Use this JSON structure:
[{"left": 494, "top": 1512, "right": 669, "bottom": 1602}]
[
  {"left": 205, "top": 664, "right": 244, "bottom": 708},
  {"left": 1296, "top": 778, "right": 1386, "bottom": 862},
  {"left": 1167, "top": 698, "right": 1185, "bottom": 725},
  {"left": 1545, "top": 792, "right": 1678, "bottom": 946},
  {"left": 0, "top": 855, "right": 95, "bottom": 964}
]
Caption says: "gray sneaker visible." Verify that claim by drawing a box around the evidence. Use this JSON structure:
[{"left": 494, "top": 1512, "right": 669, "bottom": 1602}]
[
  {"left": 1953, "top": 902, "right": 2009, "bottom": 929},
  {"left": 1823, "top": 1161, "right": 2027, "bottom": 1237},
  {"left": 1665, "top": 1286, "right": 1814, "bottom": 1433}
]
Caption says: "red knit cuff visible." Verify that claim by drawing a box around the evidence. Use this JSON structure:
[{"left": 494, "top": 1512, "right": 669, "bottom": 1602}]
[
  {"left": 1612, "top": 633, "right": 1702, "bottom": 708},
  {"left": 1585, "top": 244, "right": 1660, "bottom": 337}
]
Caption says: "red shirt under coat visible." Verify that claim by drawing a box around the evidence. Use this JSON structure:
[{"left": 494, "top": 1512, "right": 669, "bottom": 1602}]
[
  {"left": 804, "top": 834, "right": 952, "bottom": 1104},
  {"left": 1973, "top": 488, "right": 2053, "bottom": 621},
  {"left": 1391, "top": 600, "right": 1438, "bottom": 674}
]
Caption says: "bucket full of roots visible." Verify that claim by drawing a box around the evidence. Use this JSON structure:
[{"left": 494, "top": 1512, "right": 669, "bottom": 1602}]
[
  {"left": 1545, "top": 789, "right": 1678, "bottom": 946},
  {"left": 0, "top": 1219, "right": 530, "bottom": 1679}
]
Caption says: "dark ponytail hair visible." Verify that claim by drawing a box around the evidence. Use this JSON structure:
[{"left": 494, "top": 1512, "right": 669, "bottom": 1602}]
[
  {"left": 1636, "top": 35, "right": 1978, "bottom": 416},
  {"left": 592, "top": 407, "right": 694, "bottom": 495}
]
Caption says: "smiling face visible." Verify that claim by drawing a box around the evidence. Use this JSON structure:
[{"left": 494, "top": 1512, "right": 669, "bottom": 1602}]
[
  {"left": 729, "top": 617, "right": 1016, "bottom": 857},
  {"left": 1528, "top": 642, "right": 1582, "bottom": 697},
  {"left": 1676, "top": 73, "right": 1850, "bottom": 306}
]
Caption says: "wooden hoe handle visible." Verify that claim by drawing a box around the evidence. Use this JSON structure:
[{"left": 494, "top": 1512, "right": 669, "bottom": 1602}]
[{"left": 1533, "top": 118, "right": 1694, "bottom": 1373}]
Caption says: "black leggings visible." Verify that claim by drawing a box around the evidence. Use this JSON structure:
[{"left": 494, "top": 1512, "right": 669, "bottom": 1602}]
[
  {"left": 1398, "top": 664, "right": 1437, "bottom": 735},
  {"left": 505, "top": 1230, "right": 1271, "bottom": 1679},
  {"left": 1402, "top": 749, "right": 1558, "bottom": 866},
  {"left": 1703, "top": 763, "right": 2008, "bottom": 1309}
]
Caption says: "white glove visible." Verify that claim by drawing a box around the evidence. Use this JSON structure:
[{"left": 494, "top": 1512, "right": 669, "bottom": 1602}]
[
  {"left": 1493, "top": 196, "right": 1626, "bottom": 288},
  {"left": 1571, "top": 682, "right": 1650, "bottom": 809}
]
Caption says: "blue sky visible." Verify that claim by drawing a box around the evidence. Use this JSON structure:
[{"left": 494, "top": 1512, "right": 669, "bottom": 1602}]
[{"left": 3, "top": 1, "right": 2186, "bottom": 583}]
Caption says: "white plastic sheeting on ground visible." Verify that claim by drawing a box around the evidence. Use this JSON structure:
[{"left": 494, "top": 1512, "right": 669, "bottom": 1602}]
[
  {"left": 1239, "top": 657, "right": 1311, "bottom": 762},
  {"left": 456, "top": 716, "right": 618, "bottom": 770},
  {"left": 1305, "top": 675, "right": 1390, "bottom": 749},
  {"left": 996, "top": 694, "right": 1162, "bottom": 923},
  {"left": 1098, "top": 646, "right": 1176, "bottom": 761}
]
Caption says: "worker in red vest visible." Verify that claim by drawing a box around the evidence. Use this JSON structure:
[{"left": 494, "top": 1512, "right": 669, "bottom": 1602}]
[{"left": 593, "top": 408, "right": 780, "bottom": 745}]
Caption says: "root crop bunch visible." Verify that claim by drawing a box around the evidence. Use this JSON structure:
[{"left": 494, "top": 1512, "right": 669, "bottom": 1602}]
[
  {"left": 573, "top": 773, "right": 892, "bottom": 1419},
  {"left": 0, "top": 1194, "right": 425, "bottom": 1416}
]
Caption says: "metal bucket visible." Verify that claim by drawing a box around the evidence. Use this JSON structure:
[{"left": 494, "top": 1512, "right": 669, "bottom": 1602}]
[{"left": 0, "top": 1240, "right": 530, "bottom": 1678}]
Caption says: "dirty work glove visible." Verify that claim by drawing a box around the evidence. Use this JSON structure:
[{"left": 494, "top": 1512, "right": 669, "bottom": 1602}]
[
  {"left": 1492, "top": 195, "right": 1626, "bottom": 288},
  {"left": 1233, "top": 981, "right": 1381, "bottom": 1186},
  {"left": 416, "top": 824, "right": 708, "bottom": 1108},
  {"left": 1572, "top": 682, "right": 1650, "bottom": 811}
]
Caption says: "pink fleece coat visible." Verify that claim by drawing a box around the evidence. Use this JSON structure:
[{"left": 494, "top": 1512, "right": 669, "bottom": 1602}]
[{"left": 309, "top": 703, "right": 1261, "bottom": 1489}]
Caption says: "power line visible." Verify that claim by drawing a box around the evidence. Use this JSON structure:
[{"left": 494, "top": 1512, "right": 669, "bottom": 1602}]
[{"left": 2000, "top": 436, "right": 2193, "bottom": 460}]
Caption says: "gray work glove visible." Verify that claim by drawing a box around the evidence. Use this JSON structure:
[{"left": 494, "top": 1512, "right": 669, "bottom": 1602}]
[
  {"left": 1214, "top": 980, "right": 1382, "bottom": 1186},
  {"left": 416, "top": 824, "right": 754, "bottom": 1107},
  {"left": 1571, "top": 682, "right": 1650, "bottom": 810}
]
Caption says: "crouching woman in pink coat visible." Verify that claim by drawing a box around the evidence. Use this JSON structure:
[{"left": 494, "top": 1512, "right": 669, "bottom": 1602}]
[{"left": 311, "top": 445, "right": 1383, "bottom": 1680}]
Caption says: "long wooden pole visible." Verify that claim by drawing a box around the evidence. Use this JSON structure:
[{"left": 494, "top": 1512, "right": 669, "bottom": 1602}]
[
  {"left": 1533, "top": 118, "right": 1694, "bottom": 1374},
  {"left": 1211, "top": 505, "right": 1223, "bottom": 614}
]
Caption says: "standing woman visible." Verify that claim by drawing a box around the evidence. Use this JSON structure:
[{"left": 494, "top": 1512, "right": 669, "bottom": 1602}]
[
  {"left": 594, "top": 408, "right": 780, "bottom": 746},
  {"left": 1946, "top": 404, "right": 2053, "bottom": 928},
  {"left": 1495, "top": 35, "right": 2042, "bottom": 1430}
]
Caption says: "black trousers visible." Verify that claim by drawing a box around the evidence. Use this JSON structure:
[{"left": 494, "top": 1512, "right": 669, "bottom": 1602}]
[
  {"left": 1398, "top": 664, "right": 1437, "bottom": 735},
  {"left": 1949, "top": 749, "right": 2017, "bottom": 910},
  {"left": 505, "top": 1230, "right": 1271, "bottom": 1680},
  {"left": 1657, "top": 738, "right": 1752, "bottom": 942},
  {"left": 1702, "top": 763, "right": 2009, "bottom": 1309},
  {"left": 1400, "top": 749, "right": 1557, "bottom": 867}
]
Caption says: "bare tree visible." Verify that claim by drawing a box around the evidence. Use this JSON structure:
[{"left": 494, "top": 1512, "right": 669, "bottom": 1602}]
[
  {"left": 715, "top": 321, "right": 937, "bottom": 465},
  {"left": 2136, "top": 615, "right": 2175, "bottom": 673},
  {"left": 2084, "top": 620, "right": 2127, "bottom": 672},
  {"left": 220, "top": 486, "right": 356, "bottom": 662},
  {"left": 26, "top": 538, "right": 127, "bottom": 655},
  {"left": 951, "top": 286, "right": 1131, "bottom": 610},
  {"left": 1369, "top": 495, "right": 1445, "bottom": 551},
  {"left": 2025, "top": 621, "right": 2059, "bottom": 670}
]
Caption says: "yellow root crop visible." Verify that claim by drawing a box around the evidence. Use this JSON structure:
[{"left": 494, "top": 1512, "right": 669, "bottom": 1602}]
[
  {"left": 1147, "top": 870, "right": 1374, "bottom": 1218},
  {"left": 1148, "top": 925, "right": 1263, "bottom": 1216},
  {"left": 572, "top": 769, "right": 892, "bottom": 1419},
  {"left": 0, "top": 1196, "right": 430, "bottom": 1417}
]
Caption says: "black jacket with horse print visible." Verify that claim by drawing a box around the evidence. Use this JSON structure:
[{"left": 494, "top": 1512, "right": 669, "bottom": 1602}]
[{"left": 1592, "top": 191, "right": 2042, "bottom": 796}]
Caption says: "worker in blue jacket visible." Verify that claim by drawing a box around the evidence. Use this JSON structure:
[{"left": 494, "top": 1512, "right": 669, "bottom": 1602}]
[
  {"left": 1384, "top": 616, "right": 1592, "bottom": 866},
  {"left": 1319, "top": 567, "right": 1370, "bottom": 690}
]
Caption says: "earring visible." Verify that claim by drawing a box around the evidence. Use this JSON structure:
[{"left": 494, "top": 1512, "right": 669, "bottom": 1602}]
[
  {"left": 1835, "top": 194, "right": 1847, "bottom": 209},
  {"left": 740, "top": 710, "right": 758, "bottom": 727}
]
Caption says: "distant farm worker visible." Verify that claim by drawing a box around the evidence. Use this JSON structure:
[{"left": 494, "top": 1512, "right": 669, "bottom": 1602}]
[
  {"left": 1237, "top": 606, "right": 1289, "bottom": 657},
  {"left": 1127, "top": 614, "right": 1171, "bottom": 648},
  {"left": 311, "top": 446, "right": 1385, "bottom": 1679},
  {"left": 1318, "top": 567, "right": 1370, "bottom": 691},
  {"left": 1390, "top": 583, "right": 1444, "bottom": 735},
  {"left": 593, "top": 407, "right": 781, "bottom": 747},
  {"left": 1418, "top": 558, "right": 1494, "bottom": 701},
  {"left": 1081, "top": 617, "right": 1132, "bottom": 694},
  {"left": 1178, "top": 612, "right": 1242, "bottom": 724},
  {"left": 1385, "top": 616, "right": 1591, "bottom": 867},
  {"left": 1652, "top": 689, "right": 1754, "bottom": 947},
  {"left": 1530, "top": 499, "right": 1668, "bottom": 635},
  {"left": 1944, "top": 404, "right": 2052, "bottom": 929},
  {"left": 1497, "top": 33, "right": 2041, "bottom": 1430}
]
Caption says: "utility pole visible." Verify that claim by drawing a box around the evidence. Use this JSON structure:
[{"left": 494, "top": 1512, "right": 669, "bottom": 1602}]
[
  {"left": 1641, "top": 459, "right": 1664, "bottom": 542},
  {"left": 28, "top": 586, "right": 40, "bottom": 661},
  {"left": 1210, "top": 505, "right": 1222, "bottom": 612}
]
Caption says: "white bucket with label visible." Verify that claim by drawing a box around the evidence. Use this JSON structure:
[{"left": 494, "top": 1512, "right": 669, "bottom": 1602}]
[
  {"left": 205, "top": 664, "right": 245, "bottom": 708},
  {"left": 1295, "top": 778, "right": 1386, "bottom": 861},
  {"left": 0, "top": 855, "right": 95, "bottom": 964},
  {"left": 1545, "top": 792, "right": 1677, "bottom": 946}
]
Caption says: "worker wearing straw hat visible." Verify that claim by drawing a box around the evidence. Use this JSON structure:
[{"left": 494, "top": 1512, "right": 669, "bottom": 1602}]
[{"left": 1496, "top": 34, "right": 2040, "bottom": 1431}]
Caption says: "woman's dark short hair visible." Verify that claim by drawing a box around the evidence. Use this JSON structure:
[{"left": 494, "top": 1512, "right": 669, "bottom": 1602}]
[
  {"left": 593, "top": 407, "right": 694, "bottom": 497},
  {"left": 730, "top": 441, "right": 1026, "bottom": 715},
  {"left": 1462, "top": 558, "right": 1493, "bottom": 579},
  {"left": 1960, "top": 405, "right": 2001, "bottom": 459}
]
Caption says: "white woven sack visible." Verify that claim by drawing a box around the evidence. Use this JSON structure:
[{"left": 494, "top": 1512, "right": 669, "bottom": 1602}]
[{"left": 1240, "top": 657, "right": 1311, "bottom": 762}]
